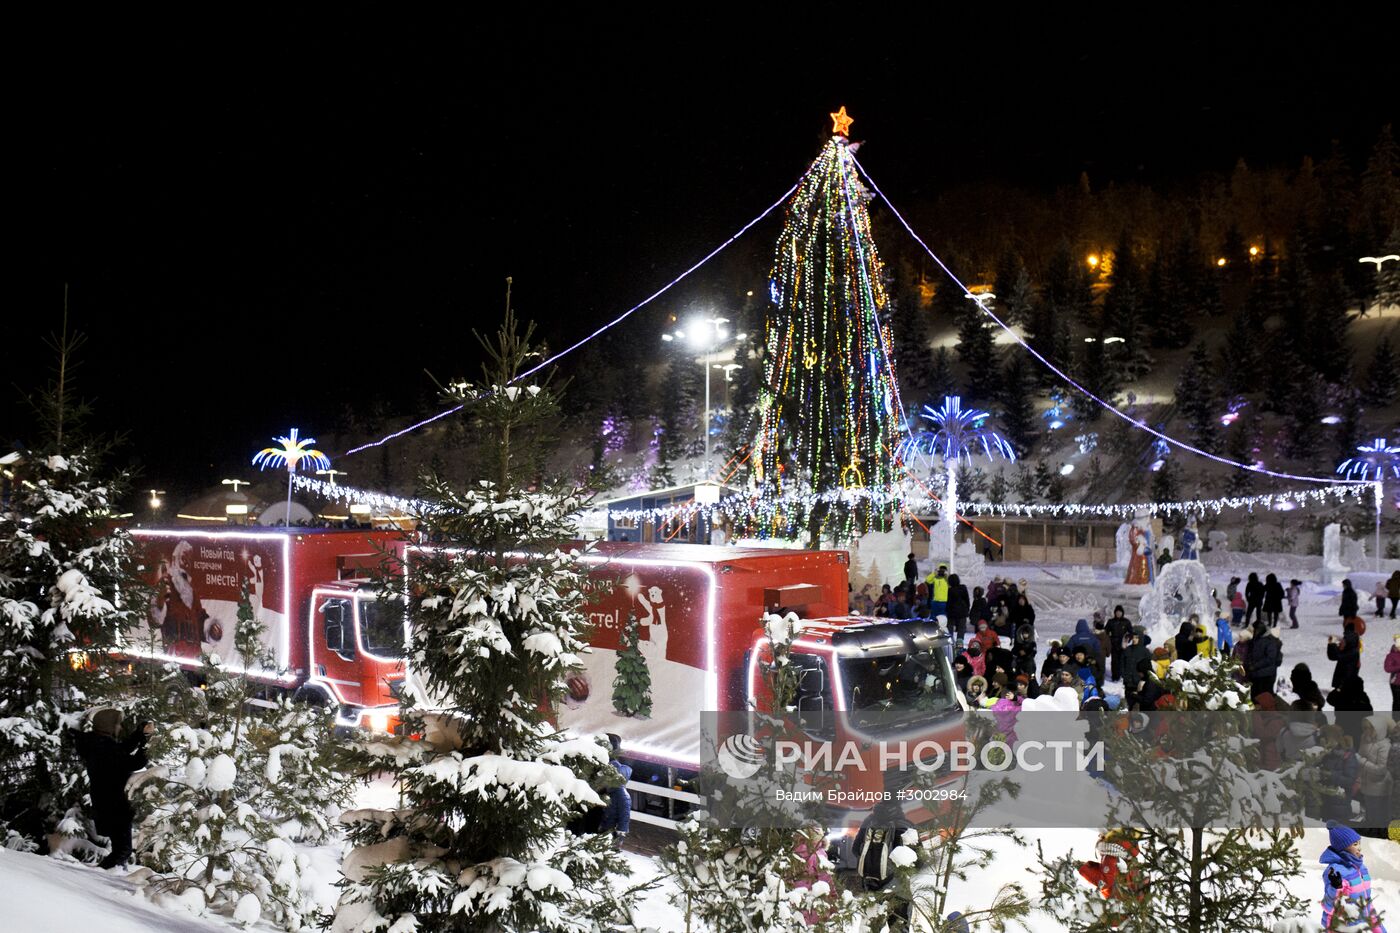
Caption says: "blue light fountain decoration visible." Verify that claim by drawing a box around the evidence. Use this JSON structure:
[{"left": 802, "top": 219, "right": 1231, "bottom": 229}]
[
  {"left": 897, "top": 395, "right": 1015, "bottom": 574},
  {"left": 1337, "top": 436, "right": 1400, "bottom": 572},
  {"left": 253, "top": 428, "right": 331, "bottom": 527}
]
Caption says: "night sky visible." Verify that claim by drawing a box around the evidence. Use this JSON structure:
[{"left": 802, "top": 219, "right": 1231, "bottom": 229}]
[{"left": 17, "top": 12, "right": 1397, "bottom": 490}]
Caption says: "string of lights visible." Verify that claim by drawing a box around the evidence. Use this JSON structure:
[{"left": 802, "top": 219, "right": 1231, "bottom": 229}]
[
  {"left": 845, "top": 149, "right": 1368, "bottom": 488},
  {"left": 341, "top": 169, "right": 813, "bottom": 458},
  {"left": 296, "top": 473, "right": 1367, "bottom": 532}
]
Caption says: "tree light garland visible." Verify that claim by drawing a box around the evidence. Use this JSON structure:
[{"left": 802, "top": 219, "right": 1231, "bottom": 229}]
[{"left": 751, "top": 131, "right": 905, "bottom": 541}]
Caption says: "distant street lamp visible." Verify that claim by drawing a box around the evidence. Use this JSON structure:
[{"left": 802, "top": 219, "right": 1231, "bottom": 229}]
[
  {"left": 222, "top": 478, "right": 250, "bottom": 493},
  {"left": 316, "top": 468, "right": 347, "bottom": 487},
  {"left": 662, "top": 317, "right": 746, "bottom": 480},
  {"left": 148, "top": 489, "right": 166, "bottom": 510}
]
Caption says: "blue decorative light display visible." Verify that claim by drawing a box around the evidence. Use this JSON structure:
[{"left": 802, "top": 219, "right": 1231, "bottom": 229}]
[{"left": 253, "top": 428, "right": 330, "bottom": 526}]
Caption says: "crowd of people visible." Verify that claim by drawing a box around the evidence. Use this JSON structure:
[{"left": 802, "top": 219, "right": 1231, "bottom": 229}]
[{"left": 851, "top": 558, "right": 1400, "bottom": 837}]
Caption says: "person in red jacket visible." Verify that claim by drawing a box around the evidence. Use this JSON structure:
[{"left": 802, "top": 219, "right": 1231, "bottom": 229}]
[{"left": 1385, "top": 634, "right": 1400, "bottom": 716}]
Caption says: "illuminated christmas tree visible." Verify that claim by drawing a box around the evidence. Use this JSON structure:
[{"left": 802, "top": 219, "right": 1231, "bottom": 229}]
[{"left": 751, "top": 107, "right": 904, "bottom": 543}]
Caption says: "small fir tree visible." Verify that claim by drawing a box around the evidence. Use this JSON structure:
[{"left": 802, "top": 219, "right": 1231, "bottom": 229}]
[
  {"left": 956, "top": 306, "right": 998, "bottom": 400},
  {"left": 611, "top": 611, "right": 652, "bottom": 718},
  {"left": 660, "top": 613, "right": 893, "bottom": 932},
  {"left": 929, "top": 346, "right": 957, "bottom": 403},
  {"left": 1362, "top": 333, "right": 1398, "bottom": 405},
  {"left": 331, "top": 308, "right": 635, "bottom": 932},
  {"left": 994, "top": 249, "right": 1036, "bottom": 328},
  {"left": 998, "top": 354, "right": 1038, "bottom": 457},
  {"left": 134, "top": 582, "right": 316, "bottom": 928},
  {"left": 1039, "top": 653, "right": 1308, "bottom": 932},
  {"left": 1175, "top": 342, "right": 1219, "bottom": 453}
]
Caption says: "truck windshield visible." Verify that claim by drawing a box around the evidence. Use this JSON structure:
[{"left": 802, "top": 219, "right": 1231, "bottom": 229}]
[
  {"left": 358, "top": 600, "right": 405, "bottom": 659},
  {"left": 839, "top": 650, "right": 958, "bottom": 729}
]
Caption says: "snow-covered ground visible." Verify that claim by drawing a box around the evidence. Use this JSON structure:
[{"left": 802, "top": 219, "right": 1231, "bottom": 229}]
[{"left": 3, "top": 550, "right": 1394, "bottom": 932}]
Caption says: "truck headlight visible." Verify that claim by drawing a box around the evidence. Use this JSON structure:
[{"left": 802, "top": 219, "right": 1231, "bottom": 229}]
[{"left": 368, "top": 712, "right": 390, "bottom": 733}]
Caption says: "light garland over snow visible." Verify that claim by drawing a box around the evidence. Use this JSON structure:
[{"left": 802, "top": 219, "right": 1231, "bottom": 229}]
[{"left": 295, "top": 473, "right": 1367, "bottom": 529}]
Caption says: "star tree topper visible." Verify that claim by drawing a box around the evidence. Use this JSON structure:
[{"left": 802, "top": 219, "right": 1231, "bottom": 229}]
[{"left": 830, "top": 105, "right": 853, "bottom": 137}]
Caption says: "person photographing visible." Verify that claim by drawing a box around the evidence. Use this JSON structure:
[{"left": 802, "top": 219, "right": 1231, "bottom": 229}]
[{"left": 73, "top": 708, "right": 153, "bottom": 869}]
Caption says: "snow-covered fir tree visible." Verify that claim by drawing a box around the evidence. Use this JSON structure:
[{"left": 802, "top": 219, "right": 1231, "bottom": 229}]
[
  {"left": 134, "top": 581, "right": 338, "bottom": 928},
  {"left": 0, "top": 451, "right": 141, "bottom": 853},
  {"left": 0, "top": 313, "right": 143, "bottom": 854},
  {"left": 331, "top": 309, "right": 636, "bottom": 933}
]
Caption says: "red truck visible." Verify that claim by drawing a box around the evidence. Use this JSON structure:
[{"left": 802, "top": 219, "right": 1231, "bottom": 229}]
[
  {"left": 130, "top": 527, "right": 407, "bottom": 731},
  {"left": 132, "top": 531, "right": 960, "bottom": 828}
]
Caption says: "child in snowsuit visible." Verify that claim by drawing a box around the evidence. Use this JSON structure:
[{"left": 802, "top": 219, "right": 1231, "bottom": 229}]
[
  {"left": 73, "top": 708, "right": 152, "bottom": 869},
  {"left": 1320, "top": 822, "right": 1386, "bottom": 932},
  {"left": 598, "top": 734, "right": 632, "bottom": 849}
]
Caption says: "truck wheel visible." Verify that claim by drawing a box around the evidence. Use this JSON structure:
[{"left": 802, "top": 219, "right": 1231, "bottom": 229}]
[{"left": 293, "top": 684, "right": 333, "bottom": 707}]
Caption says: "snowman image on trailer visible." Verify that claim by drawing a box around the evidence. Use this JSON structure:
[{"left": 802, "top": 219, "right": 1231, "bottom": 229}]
[{"left": 636, "top": 584, "right": 669, "bottom": 667}]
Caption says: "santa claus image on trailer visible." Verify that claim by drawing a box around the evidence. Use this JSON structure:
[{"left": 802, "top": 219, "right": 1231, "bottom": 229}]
[{"left": 149, "top": 539, "right": 210, "bottom": 656}]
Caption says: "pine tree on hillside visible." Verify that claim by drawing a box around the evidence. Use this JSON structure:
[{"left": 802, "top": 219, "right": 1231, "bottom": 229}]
[
  {"left": 332, "top": 310, "right": 634, "bottom": 933},
  {"left": 929, "top": 346, "right": 956, "bottom": 404},
  {"left": 1335, "top": 389, "right": 1362, "bottom": 465},
  {"left": 1102, "top": 231, "right": 1153, "bottom": 381},
  {"left": 1175, "top": 342, "right": 1219, "bottom": 453},
  {"left": 1281, "top": 370, "right": 1325, "bottom": 460},
  {"left": 1359, "top": 124, "right": 1400, "bottom": 249},
  {"left": 1306, "top": 271, "right": 1354, "bottom": 384},
  {"left": 892, "top": 280, "right": 936, "bottom": 413},
  {"left": 1149, "top": 459, "right": 1182, "bottom": 504},
  {"left": 994, "top": 249, "right": 1036, "bottom": 327},
  {"left": 1219, "top": 311, "right": 1262, "bottom": 397},
  {"left": 1032, "top": 243, "right": 1092, "bottom": 360},
  {"left": 1363, "top": 333, "right": 1398, "bottom": 405},
  {"left": 999, "top": 354, "right": 1038, "bottom": 457},
  {"left": 1069, "top": 326, "right": 1120, "bottom": 422},
  {"left": 1223, "top": 416, "right": 1257, "bottom": 496},
  {"left": 1377, "top": 226, "right": 1400, "bottom": 310},
  {"left": 957, "top": 305, "right": 998, "bottom": 399}
]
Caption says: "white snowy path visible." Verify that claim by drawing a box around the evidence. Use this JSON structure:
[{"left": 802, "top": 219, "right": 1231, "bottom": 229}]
[{"left": 0, "top": 849, "right": 234, "bottom": 932}]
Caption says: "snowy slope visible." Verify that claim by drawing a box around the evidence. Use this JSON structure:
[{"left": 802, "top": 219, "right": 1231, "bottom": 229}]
[{"left": 0, "top": 849, "right": 235, "bottom": 932}]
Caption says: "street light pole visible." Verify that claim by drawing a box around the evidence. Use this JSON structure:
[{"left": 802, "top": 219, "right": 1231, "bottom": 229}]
[{"left": 703, "top": 356, "right": 711, "bottom": 479}]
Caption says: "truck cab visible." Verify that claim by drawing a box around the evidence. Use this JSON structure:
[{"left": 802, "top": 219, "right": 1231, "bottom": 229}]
[{"left": 303, "top": 580, "right": 406, "bottom": 732}]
